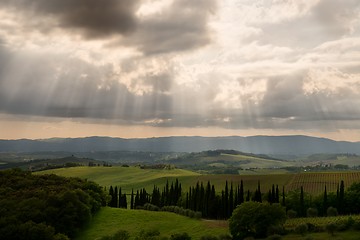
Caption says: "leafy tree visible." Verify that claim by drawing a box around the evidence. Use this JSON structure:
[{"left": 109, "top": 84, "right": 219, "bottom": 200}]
[{"left": 229, "top": 202, "right": 286, "bottom": 240}]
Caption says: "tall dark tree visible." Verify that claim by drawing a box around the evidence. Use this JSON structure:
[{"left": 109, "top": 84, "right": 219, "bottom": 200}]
[
  {"left": 338, "top": 180, "right": 345, "bottom": 214},
  {"left": 323, "top": 185, "right": 328, "bottom": 216},
  {"left": 275, "top": 185, "right": 280, "bottom": 203},
  {"left": 229, "top": 182, "right": 234, "bottom": 215},
  {"left": 300, "top": 186, "right": 305, "bottom": 217},
  {"left": 239, "top": 180, "right": 244, "bottom": 204},
  {"left": 114, "top": 186, "right": 119, "bottom": 208},
  {"left": 246, "top": 190, "right": 251, "bottom": 202},
  {"left": 130, "top": 189, "right": 134, "bottom": 209},
  {"left": 109, "top": 186, "right": 114, "bottom": 207},
  {"left": 282, "top": 186, "right": 286, "bottom": 207}
]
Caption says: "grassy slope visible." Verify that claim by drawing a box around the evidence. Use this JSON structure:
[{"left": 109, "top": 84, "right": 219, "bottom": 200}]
[
  {"left": 76, "top": 207, "right": 228, "bottom": 240},
  {"left": 37, "top": 166, "right": 293, "bottom": 193},
  {"left": 38, "top": 166, "right": 360, "bottom": 195},
  {"left": 36, "top": 166, "right": 199, "bottom": 192}
]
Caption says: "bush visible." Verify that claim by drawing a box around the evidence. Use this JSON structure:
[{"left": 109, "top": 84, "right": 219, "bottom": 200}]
[
  {"left": 295, "top": 223, "right": 308, "bottom": 236},
  {"left": 113, "top": 230, "right": 130, "bottom": 240},
  {"left": 200, "top": 235, "right": 218, "bottom": 240},
  {"left": 144, "top": 203, "right": 160, "bottom": 211},
  {"left": 325, "top": 223, "right": 337, "bottom": 236},
  {"left": 267, "top": 234, "right": 282, "bottom": 240},
  {"left": 135, "top": 229, "right": 161, "bottom": 240},
  {"left": 171, "top": 233, "right": 191, "bottom": 240},
  {"left": 352, "top": 220, "right": 360, "bottom": 230},
  {"left": 267, "top": 225, "right": 285, "bottom": 236},
  {"left": 326, "top": 207, "right": 338, "bottom": 216},
  {"left": 306, "top": 208, "right": 318, "bottom": 217},
  {"left": 194, "top": 211, "right": 202, "bottom": 219},
  {"left": 218, "top": 234, "right": 232, "bottom": 240},
  {"left": 287, "top": 210, "right": 297, "bottom": 219}
]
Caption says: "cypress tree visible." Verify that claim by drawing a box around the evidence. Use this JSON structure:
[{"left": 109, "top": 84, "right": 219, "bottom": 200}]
[
  {"left": 275, "top": 185, "right": 280, "bottom": 203},
  {"left": 338, "top": 180, "right": 345, "bottom": 214},
  {"left": 239, "top": 180, "right": 244, "bottom": 204},
  {"left": 267, "top": 190, "right": 272, "bottom": 203},
  {"left": 114, "top": 186, "right": 119, "bottom": 208},
  {"left": 122, "top": 194, "right": 127, "bottom": 209},
  {"left": 282, "top": 186, "right": 286, "bottom": 207},
  {"left": 300, "top": 186, "right": 305, "bottom": 217},
  {"left": 271, "top": 184, "right": 276, "bottom": 203},
  {"left": 135, "top": 190, "right": 140, "bottom": 208},
  {"left": 229, "top": 182, "right": 234, "bottom": 216},
  {"left": 109, "top": 185, "right": 114, "bottom": 207},
  {"left": 323, "top": 185, "right": 328, "bottom": 216},
  {"left": 224, "top": 181, "right": 229, "bottom": 216},
  {"left": 131, "top": 189, "right": 134, "bottom": 209},
  {"left": 246, "top": 190, "right": 250, "bottom": 202},
  {"left": 118, "top": 187, "right": 122, "bottom": 208}
]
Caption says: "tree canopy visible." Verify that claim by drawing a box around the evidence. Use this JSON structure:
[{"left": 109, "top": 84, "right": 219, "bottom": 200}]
[{"left": 229, "top": 201, "right": 286, "bottom": 239}]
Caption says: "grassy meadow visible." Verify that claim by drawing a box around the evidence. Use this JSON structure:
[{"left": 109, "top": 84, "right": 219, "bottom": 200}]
[{"left": 75, "top": 207, "right": 229, "bottom": 240}]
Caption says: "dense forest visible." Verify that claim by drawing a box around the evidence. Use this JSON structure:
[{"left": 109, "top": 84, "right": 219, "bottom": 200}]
[{"left": 0, "top": 169, "right": 107, "bottom": 240}]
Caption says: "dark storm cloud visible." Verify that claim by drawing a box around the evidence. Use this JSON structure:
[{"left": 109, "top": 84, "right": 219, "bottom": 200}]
[
  {"left": 0, "top": 0, "right": 140, "bottom": 38},
  {"left": 120, "top": 0, "right": 217, "bottom": 55}
]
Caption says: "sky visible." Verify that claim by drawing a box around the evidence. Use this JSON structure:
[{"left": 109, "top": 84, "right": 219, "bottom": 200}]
[{"left": 0, "top": 0, "right": 360, "bottom": 141}]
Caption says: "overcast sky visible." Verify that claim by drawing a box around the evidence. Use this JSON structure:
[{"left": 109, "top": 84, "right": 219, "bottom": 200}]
[{"left": 0, "top": 0, "right": 360, "bottom": 141}]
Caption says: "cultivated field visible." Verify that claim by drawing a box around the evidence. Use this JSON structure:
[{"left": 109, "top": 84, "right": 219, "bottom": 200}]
[{"left": 38, "top": 166, "right": 360, "bottom": 195}]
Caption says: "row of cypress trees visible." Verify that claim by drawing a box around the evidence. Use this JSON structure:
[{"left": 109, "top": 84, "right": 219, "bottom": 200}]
[{"left": 108, "top": 179, "right": 346, "bottom": 219}]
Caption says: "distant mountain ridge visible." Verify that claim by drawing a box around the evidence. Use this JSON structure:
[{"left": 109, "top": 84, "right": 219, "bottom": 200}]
[{"left": 0, "top": 135, "right": 360, "bottom": 155}]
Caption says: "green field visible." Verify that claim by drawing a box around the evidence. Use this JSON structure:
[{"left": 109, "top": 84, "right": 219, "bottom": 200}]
[
  {"left": 76, "top": 208, "right": 360, "bottom": 240},
  {"left": 75, "top": 207, "right": 229, "bottom": 240},
  {"left": 38, "top": 166, "right": 360, "bottom": 195}
]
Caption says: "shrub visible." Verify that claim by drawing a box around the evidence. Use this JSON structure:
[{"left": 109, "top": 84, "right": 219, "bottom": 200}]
[
  {"left": 113, "top": 230, "right": 130, "bottom": 240},
  {"left": 352, "top": 220, "right": 360, "bottom": 230},
  {"left": 326, "top": 207, "right": 338, "bottom": 217},
  {"left": 267, "top": 225, "right": 285, "bottom": 236},
  {"left": 170, "top": 232, "right": 191, "bottom": 240},
  {"left": 306, "top": 208, "right": 318, "bottom": 217},
  {"left": 135, "top": 229, "right": 161, "bottom": 240},
  {"left": 325, "top": 223, "right": 337, "bottom": 236},
  {"left": 267, "top": 234, "right": 282, "bottom": 240},
  {"left": 218, "top": 234, "right": 232, "bottom": 240},
  {"left": 287, "top": 210, "right": 297, "bottom": 219},
  {"left": 194, "top": 211, "right": 202, "bottom": 219},
  {"left": 200, "top": 235, "right": 218, "bottom": 240},
  {"left": 295, "top": 223, "right": 308, "bottom": 236}
]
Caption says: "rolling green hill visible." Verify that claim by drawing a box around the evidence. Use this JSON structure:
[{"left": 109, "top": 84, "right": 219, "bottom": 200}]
[
  {"left": 75, "top": 207, "right": 229, "bottom": 240},
  {"left": 38, "top": 166, "right": 360, "bottom": 196}
]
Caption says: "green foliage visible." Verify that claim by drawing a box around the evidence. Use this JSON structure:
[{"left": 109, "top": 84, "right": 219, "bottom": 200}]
[
  {"left": 295, "top": 223, "right": 308, "bottom": 236},
  {"left": 200, "top": 235, "right": 218, "bottom": 240},
  {"left": 306, "top": 208, "right": 318, "bottom": 217},
  {"left": 170, "top": 232, "right": 191, "bottom": 240},
  {"left": 267, "top": 234, "right": 282, "bottom": 240},
  {"left": 326, "top": 206, "right": 338, "bottom": 216},
  {"left": 229, "top": 202, "right": 286, "bottom": 240},
  {"left": 135, "top": 229, "right": 161, "bottom": 240},
  {"left": 0, "top": 169, "right": 106, "bottom": 239},
  {"left": 99, "top": 230, "right": 130, "bottom": 240},
  {"left": 325, "top": 222, "right": 337, "bottom": 236}
]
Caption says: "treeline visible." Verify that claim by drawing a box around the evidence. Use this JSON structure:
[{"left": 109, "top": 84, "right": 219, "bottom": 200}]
[
  {"left": 109, "top": 179, "right": 360, "bottom": 220},
  {"left": 0, "top": 169, "right": 107, "bottom": 240}
]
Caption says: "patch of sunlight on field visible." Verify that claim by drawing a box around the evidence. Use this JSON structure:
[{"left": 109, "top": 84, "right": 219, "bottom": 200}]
[
  {"left": 36, "top": 166, "right": 199, "bottom": 190},
  {"left": 75, "top": 207, "right": 229, "bottom": 240}
]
